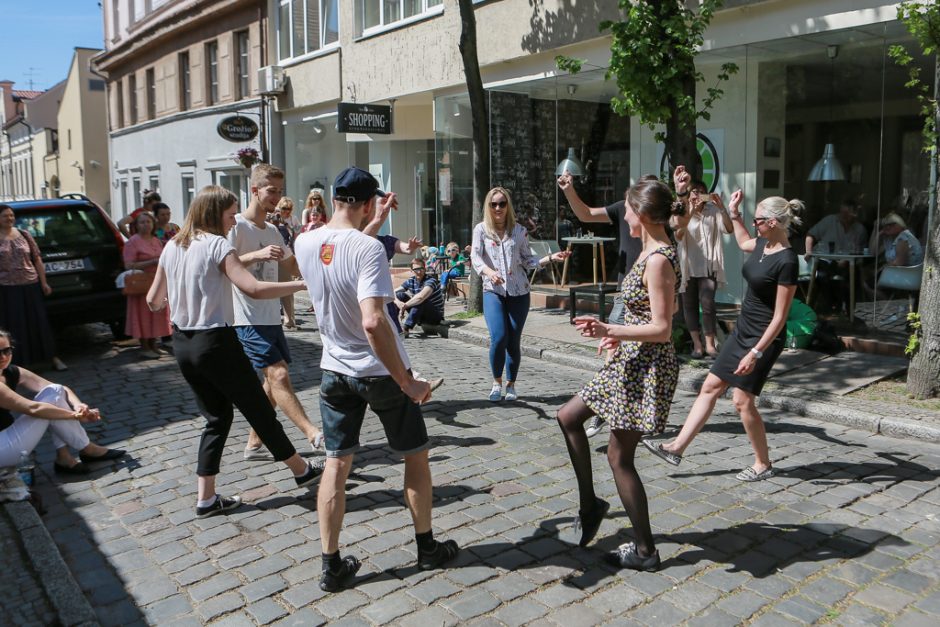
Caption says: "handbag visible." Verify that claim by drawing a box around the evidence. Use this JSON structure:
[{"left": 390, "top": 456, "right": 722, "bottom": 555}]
[{"left": 122, "top": 271, "right": 155, "bottom": 295}]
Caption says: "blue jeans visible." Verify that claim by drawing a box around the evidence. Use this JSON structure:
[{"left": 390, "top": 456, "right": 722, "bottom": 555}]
[
  {"left": 439, "top": 268, "right": 462, "bottom": 290},
  {"left": 483, "top": 291, "right": 530, "bottom": 382}
]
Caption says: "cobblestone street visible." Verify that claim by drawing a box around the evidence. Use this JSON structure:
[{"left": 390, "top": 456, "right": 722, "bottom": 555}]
[{"left": 26, "top": 317, "right": 940, "bottom": 626}]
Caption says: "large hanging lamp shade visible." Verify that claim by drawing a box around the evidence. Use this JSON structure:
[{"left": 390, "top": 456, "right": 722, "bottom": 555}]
[
  {"left": 555, "top": 147, "right": 585, "bottom": 176},
  {"left": 807, "top": 143, "right": 845, "bottom": 182}
]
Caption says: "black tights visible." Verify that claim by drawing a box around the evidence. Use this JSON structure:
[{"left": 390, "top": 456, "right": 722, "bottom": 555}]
[{"left": 556, "top": 395, "right": 655, "bottom": 554}]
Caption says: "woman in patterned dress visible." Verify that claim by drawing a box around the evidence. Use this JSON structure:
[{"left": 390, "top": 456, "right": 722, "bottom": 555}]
[
  {"left": 644, "top": 191, "right": 801, "bottom": 482},
  {"left": 556, "top": 179, "right": 683, "bottom": 572}
]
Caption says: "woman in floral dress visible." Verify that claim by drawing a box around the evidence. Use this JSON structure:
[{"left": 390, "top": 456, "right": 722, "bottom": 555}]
[{"left": 556, "top": 178, "right": 683, "bottom": 572}]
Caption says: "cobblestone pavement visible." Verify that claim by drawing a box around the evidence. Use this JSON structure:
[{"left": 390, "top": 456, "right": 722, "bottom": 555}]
[
  {"left": 26, "top": 317, "right": 940, "bottom": 626},
  {"left": 0, "top": 505, "right": 57, "bottom": 626}
]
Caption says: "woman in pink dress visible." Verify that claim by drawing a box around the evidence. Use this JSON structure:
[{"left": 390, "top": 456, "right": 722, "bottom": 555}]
[{"left": 123, "top": 212, "right": 171, "bottom": 358}]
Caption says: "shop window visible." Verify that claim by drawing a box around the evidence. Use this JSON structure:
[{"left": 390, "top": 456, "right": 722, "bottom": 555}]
[
  {"left": 179, "top": 52, "right": 191, "bottom": 111},
  {"left": 277, "top": 0, "right": 339, "bottom": 61},
  {"left": 359, "top": 0, "right": 441, "bottom": 35}
]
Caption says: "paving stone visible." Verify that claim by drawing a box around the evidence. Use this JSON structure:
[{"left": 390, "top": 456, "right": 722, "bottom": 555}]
[
  {"left": 358, "top": 591, "right": 417, "bottom": 624},
  {"left": 239, "top": 574, "right": 287, "bottom": 603},
  {"left": 312, "top": 590, "right": 370, "bottom": 619},
  {"left": 773, "top": 596, "right": 829, "bottom": 623},
  {"left": 440, "top": 589, "right": 501, "bottom": 621},
  {"left": 195, "top": 592, "right": 243, "bottom": 622},
  {"left": 627, "top": 600, "right": 689, "bottom": 627},
  {"left": 491, "top": 598, "right": 550, "bottom": 626},
  {"left": 854, "top": 582, "right": 917, "bottom": 613},
  {"left": 397, "top": 606, "right": 459, "bottom": 627},
  {"left": 281, "top": 580, "right": 329, "bottom": 610},
  {"left": 189, "top": 573, "right": 241, "bottom": 602},
  {"left": 406, "top": 576, "right": 462, "bottom": 604},
  {"left": 238, "top": 554, "right": 293, "bottom": 581},
  {"left": 270, "top": 607, "right": 328, "bottom": 626}
]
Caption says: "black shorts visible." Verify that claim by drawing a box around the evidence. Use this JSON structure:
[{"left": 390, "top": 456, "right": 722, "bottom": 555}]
[{"left": 318, "top": 370, "right": 430, "bottom": 458}]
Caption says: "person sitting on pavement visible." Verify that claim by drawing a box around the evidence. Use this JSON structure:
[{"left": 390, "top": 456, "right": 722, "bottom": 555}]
[
  {"left": 555, "top": 178, "right": 682, "bottom": 572},
  {"left": 804, "top": 198, "right": 867, "bottom": 314},
  {"left": 869, "top": 212, "right": 923, "bottom": 267},
  {"left": 394, "top": 258, "right": 445, "bottom": 338},
  {"left": 229, "top": 166, "right": 325, "bottom": 460},
  {"left": 294, "top": 166, "right": 460, "bottom": 592},
  {"left": 472, "top": 187, "right": 571, "bottom": 403},
  {"left": 671, "top": 169, "right": 733, "bottom": 359},
  {"left": 147, "top": 185, "right": 321, "bottom": 520},
  {"left": 645, "top": 192, "right": 802, "bottom": 483},
  {"left": 0, "top": 329, "right": 125, "bottom": 475}
]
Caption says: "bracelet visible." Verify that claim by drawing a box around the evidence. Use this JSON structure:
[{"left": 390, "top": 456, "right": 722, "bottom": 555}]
[{"left": 676, "top": 190, "right": 689, "bottom": 197}]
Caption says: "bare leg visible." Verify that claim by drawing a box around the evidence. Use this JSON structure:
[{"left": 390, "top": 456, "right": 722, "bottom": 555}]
[
  {"left": 403, "top": 449, "right": 433, "bottom": 534},
  {"left": 281, "top": 294, "right": 296, "bottom": 327},
  {"left": 556, "top": 394, "right": 597, "bottom": 513},
  {"left": 732, "top": 388, "right": 772, "bottom": 472},
  {"left": 265, "top": 362, "right": 322, "bottom": 444},
  {"left": 704, "top": 333, "right": 719, "bottom": 356},
  {"left": 662, "top": 373, "right": 729, "bottom": 456},
  {"left": 318, "top": 455, "right": 353, "bottom": 554},
  {"left": 608, "top": 430, "right": 655, "bottom": 556},
  {"left": 690, "top": 331, "right": 704, "bottom": 355},
  {"left": 197, "top": 474, "right": 217, "bottom": 502}
]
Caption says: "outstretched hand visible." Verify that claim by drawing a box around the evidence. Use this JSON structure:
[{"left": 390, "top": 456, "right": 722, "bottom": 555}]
[
  {"left": 403, "top": 237, "right": 422, "bottom": 254},
  {"left": 557, "top": 171, "right": 573, "bottom": 192},
  {"left": 574, "top": 315, "right": 609, "bottom": 339},
  {"left": 728, "top": 189, "right": 744, "bottom": 217},
  {"left": 673, "top": 165, "right": 691, "bottom": 196}
]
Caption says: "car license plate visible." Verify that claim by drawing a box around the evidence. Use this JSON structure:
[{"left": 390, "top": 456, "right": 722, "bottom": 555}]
[{"left": 44, "top": 259, "right": 86, "bottom": 274}]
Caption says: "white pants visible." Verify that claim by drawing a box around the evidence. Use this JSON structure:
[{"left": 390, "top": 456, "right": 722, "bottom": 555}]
[{"left": 0, "top": 384, "right": 90, "bottom": 467}]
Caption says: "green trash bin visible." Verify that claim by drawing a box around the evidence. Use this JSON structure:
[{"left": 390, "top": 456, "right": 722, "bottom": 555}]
[{"left": 785, "top": 298, "right": 817, "bottom": 349}]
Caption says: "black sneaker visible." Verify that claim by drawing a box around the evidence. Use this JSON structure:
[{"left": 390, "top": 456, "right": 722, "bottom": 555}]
[
  {"left": 417, "top": 539, "right": 460, "bottom": 570},
  {"left": 575, "top": 498, "right": 610, "bottom": 547},
  {"left": 604, "top": 542, "right": 661, "bottom": 572},
  {"left": 295, "top": 459, "right": 325, "bottom": 489},
  {"left": 195, "top": 494, "right": 242, "bottom": 519},
  {"left": 319, "top": 555, "right": 362, "bottom": 592}
]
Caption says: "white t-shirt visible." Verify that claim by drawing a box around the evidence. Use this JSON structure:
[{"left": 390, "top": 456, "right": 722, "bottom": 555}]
[
  {"left": 227, "top": 214, "right": 293, "bottom": 326},
  {"left": 159, "top": 234, "right": 235, "bottom": 330},
  {"left": 294, "top": 226, "right": 410, "bottom": 377}
]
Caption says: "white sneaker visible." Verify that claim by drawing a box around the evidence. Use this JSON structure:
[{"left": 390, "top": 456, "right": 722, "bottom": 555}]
[
  {"left": 585, "top": 416, "right": 606, "bottom": 438},
  {"left": 488, "top": 384, "right": 502, "bottom": 402},
  {"left": 504, "top": 385, "right": 518, "bottom": 402}
]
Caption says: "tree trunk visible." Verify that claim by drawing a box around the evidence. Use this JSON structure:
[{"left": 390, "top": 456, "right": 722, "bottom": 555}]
[
  {"left": 457, "top": 0, "right": 489, "bottom": 314},
  {"left": 657, "top": 0, "right": 701, "bottom": 181}
]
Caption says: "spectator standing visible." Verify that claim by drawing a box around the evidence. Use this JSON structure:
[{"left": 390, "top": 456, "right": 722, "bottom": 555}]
[
  {"left": 273, "top": 197, "right": 300, "bottom": 329},
  {"left": 471, "top": 187, "right": 570, "bottom": 402},
  {"left": 294, "top": 166, "right": 459, "bottom": 592},
  {"left": 394, "top": 258, "right": 445, "bottom": 337},
  {"left": 229, "top": 167, "right": 324, "bottom": 456},
  {"left": 146, "top": 185, "right": 320, "bottom": 519},
  {"left": 646, "top": 192, "right": 802, "bottom": 482},
  {"left": 123, "top": 212, "right": 171, "bottom": 359},
  {"left": 672, "top": 170, "right": 733, "bottom": 358},
  {"left": 302, "top": 188, "right": 328, "bottom": 230},
  {"left": 555, "top": 179, "right": 681, "bottom": 572},
  {"left": 0, "top": 204, "right": 66, "bottom": 370},
  {"left": 153, "top": 202, "right": 181, "bottom": 244},
  {"left": 118, "top": 190, "right": 162, "bottom": 237}
]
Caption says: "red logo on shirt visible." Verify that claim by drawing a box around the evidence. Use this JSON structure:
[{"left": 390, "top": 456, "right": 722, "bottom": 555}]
[{"left": 320, "top": 243, "right": 334, "bottom": 265}]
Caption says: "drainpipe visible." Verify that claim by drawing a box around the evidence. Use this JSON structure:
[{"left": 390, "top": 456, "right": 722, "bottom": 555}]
[{"left": 258, "top": 2, "right": 269, "bottom": 163}]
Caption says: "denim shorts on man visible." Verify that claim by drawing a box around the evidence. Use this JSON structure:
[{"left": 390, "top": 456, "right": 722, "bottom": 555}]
[
  {"left": 319, "top": 370, "right": 430, "bottom": 458},
  {"left": 235, "top": 324, "right": 292, "bottom": 370},
  {"left": 608, "top": 293, "right": 625, "bottom": 326}
]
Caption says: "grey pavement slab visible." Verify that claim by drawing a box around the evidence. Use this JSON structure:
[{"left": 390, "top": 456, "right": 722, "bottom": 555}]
[
  {"left": 770, "top": 351, "right": 910, "bottom": 395},
  {"left": 13, "top": 314, "right": 940, "bottom": 625}
]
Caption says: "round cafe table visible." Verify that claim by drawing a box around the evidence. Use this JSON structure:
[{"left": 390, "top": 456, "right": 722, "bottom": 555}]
[
  {"left": 560, "top": 236, "right": 616, "bottom": 287},
  {"left": 805, "top": 251, "right": 874, "bottom": 322}
]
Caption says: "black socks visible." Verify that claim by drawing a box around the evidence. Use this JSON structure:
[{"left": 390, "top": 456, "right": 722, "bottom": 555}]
[
  {"left": 322, "top": 551, "right": 342, "bottom": 573},
  {"left": 416, "top": 530, "right": 436, "bottom": 553}
]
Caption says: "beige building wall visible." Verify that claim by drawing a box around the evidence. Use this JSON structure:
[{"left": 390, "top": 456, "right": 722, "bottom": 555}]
[{"left": 57, "top": 48, "right": 111, "bottom": 207}]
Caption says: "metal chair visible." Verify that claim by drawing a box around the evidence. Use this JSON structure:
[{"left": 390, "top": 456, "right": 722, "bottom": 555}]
[
  {"left": 876, "top": 262, "right": 923, "bottom": 325},
  {"left": 529, "top": 240, "right": 561, "bottom": 287}
]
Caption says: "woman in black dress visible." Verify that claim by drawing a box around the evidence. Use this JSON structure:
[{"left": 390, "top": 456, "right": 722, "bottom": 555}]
[{"left": 644, "top": 191, "right": 801, "bottom": 481}]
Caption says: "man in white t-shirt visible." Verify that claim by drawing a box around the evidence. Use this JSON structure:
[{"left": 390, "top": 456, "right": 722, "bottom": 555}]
[
  {"left": 229, "top": 164, "right": 324, "bottom": 458},
  {"left": 294, "top": 166, "right": 459, "bottom": 592}
]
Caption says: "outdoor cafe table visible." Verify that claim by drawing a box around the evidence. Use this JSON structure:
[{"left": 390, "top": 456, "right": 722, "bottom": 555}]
[
  {"left": 559, "top": 236, "right": 616, "bottom": 287},
  {"left": 805, "top": 251, "right": 874, "bottom": 323}
]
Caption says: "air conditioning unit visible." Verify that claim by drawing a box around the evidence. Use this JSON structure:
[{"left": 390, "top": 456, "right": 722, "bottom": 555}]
[{"left": 258, "top": 65, "right": 286, "bottom": 95}]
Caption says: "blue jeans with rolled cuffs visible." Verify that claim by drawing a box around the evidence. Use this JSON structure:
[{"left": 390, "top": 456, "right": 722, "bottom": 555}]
[{"left": 483, "top": 291, "right": 530, "bottom": 382}]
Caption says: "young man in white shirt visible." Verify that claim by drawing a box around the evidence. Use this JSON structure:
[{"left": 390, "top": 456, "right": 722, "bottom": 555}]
[
  {"left": 229, "top": 164, "right": 325, "bottom": 459},
  {"left": 294, "top": 167, "right": 459, "bottom": 592}
]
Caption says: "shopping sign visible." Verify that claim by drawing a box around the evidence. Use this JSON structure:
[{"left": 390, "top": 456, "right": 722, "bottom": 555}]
[{"left": 337, "top": 102, "right": 392, "bottom": 134}]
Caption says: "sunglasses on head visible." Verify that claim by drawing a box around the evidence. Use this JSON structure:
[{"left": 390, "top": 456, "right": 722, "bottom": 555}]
[
  {"left": 489, "top": 200, "right": 508, "bottom": 209},
  {"left": 0, "top": 347, "right": 12, "bottom": 357}
]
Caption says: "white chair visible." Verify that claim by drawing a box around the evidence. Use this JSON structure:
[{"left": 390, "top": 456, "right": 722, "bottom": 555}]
[
  {"left": 529, "top": 240, "right": 561, "bottom": 287},
  {"left": 876, "top": 262, "right": 923, "bottom": 324},
  {"left": 797, "top": 255, "right": 813, "bottom": 302}
]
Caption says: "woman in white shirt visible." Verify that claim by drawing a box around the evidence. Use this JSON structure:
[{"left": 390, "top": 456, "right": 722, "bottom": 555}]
[
  {"left": 672, "top": 176, "right": 733, "bottom": 358},
  {"left": 471, "top": 187, "right": 569, "bottom": 402},
  {"left": 147, "top": 186, "right": 320, "bottom": 519}
]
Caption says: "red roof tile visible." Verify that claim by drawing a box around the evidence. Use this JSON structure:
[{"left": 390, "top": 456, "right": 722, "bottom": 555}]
[{"left": 12, "top": 90, "right": 43, "bottom": 100}]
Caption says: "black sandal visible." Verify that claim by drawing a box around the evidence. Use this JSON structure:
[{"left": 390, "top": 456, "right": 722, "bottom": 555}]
[
  {"left": 319, "top": 555, "right": 362, "bottom": 592},
  {"left": 417, "top": 539, "right": 460, "bottom": 570}
]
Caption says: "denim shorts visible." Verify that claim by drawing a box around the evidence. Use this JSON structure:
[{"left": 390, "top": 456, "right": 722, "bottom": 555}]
[
  {"left": 318, "top": 370, "right": 430, "bottom": 458},
  {"left": 235, "top": 325, "right": 291, "bottom": 370},
  {"left": 608, "top": 293, "right": 625, "bottom": 325}
]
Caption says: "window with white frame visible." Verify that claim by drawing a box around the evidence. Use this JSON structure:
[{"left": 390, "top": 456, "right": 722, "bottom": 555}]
[
  {"left": 206, "top": 41, "right": 219, "bottom": 105},
  {"left": 181, "top": 173, "right": 195, "bottom": 213},
  {"left": 359, "top": 0, "right": 441, "bottom": 34},
  {"left": 235, "top": 31, "right": 250, "bottom": 100},
  {"left": 277, "top": 0, "right": 339, "bottom": 62}
]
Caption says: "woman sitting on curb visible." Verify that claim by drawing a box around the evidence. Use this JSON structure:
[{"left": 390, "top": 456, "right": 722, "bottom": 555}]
[{"left": 0, "top": 328, "right": 125, "bottom": 475}]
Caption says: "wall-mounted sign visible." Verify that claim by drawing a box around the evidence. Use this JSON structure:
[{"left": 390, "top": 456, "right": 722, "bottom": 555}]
[
  {"left": 217, "top": 115, "right": 259, "bottom": 142},
  {"left": 337, "top": 102, "right": 392, "bottom": 135}
]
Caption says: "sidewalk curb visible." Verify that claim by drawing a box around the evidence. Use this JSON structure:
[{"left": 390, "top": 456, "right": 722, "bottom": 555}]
[
  {"left": 446, "top": 326, "right": 940, "bottom": 444},
  {"left": 3, "top": 501, "right": 98, "bottom": 627}
]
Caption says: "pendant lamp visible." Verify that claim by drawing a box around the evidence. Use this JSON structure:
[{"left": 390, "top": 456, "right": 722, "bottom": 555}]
[
  {"left": 555, "top": 147, "right": 585, "bottom": 177},
  {"left": 808, "top": 45, "right": 845, "bottom": 182}
]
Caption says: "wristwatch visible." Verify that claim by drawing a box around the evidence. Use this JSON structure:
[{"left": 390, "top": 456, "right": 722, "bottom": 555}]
[
  {"left": 750, "top": 348, "right": 763, "bottom": 358},
  {"left": 676, "top": 189, "right": 689, "bottom": 197}
]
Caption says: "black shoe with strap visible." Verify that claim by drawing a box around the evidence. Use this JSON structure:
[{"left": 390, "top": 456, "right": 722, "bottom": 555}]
[
  {"left": 417, "top": 539, "right": 460, "bottom": 570},
  {"left": 319, "top": 555, "right": 362, "bottom": 592}
]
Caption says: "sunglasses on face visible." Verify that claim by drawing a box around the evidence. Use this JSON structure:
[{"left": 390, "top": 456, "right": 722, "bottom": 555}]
[
  {"left": 753, "top": 217, "right": 771, "bottom": 226},
  {"left": 489, "top": 200, "right": 508, "bottom": 209},
  {"left": 0, "top": 347, "right": 12, "bottom": 357},
  {"left": 412, "top": 267, "right": 425, "bottom": 272}
]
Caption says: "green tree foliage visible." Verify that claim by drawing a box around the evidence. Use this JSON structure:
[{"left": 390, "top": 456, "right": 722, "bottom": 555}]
[
  {"left": 556, "top": 0, "right": 737, "bottom": 177},
  {"left": 888, "top": 1, "right": 940, "bottom": 150}
]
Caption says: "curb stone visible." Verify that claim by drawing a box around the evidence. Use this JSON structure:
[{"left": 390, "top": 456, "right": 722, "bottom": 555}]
[
  {"left": 3, "top": 501, "right": 99, "bottom": 627},
  {"left": 446, "top": 326, "right": 940, "bottom": 444}
]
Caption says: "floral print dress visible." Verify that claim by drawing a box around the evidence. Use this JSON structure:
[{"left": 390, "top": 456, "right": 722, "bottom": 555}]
[{"left": 579, "top": 246, "right": 681, "bottom": 434}]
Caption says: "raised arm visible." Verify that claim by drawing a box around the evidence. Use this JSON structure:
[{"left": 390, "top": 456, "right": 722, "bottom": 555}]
[
  {"left": 727, "top": 189, "right": 757, "bottom": 253},
  {"left": 557, "top": 172, "right": 611, "bottom": 223},
  {"left": 222, "top": 252, "right": 304, "bottom": 299}
]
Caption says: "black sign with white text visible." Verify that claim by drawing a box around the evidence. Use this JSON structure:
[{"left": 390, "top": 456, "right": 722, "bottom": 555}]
[
  {"left": 337, "top": 102, "right": 392, "bottom": 134},
  {"left": 217, "top": 116, "right": 259, "bottom": 142}
]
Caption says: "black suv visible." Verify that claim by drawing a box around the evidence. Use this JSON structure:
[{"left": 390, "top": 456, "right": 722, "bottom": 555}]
[{"left": 9, "top": 195, "right": 127, "bottom": 337}]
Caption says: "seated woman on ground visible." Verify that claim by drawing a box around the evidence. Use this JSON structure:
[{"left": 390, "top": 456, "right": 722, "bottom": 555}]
[{"left": 0, "top": 329, "right": 125, "bottom": 475}]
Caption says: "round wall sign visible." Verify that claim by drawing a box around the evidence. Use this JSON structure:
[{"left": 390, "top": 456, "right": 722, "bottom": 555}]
[{"left": 217, "top": 116, "right": 259, "bottom": 142}]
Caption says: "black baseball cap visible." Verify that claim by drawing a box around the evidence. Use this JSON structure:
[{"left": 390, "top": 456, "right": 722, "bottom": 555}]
[{"left": 333, "top": 167, "right": 386, "bottom": 203}]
